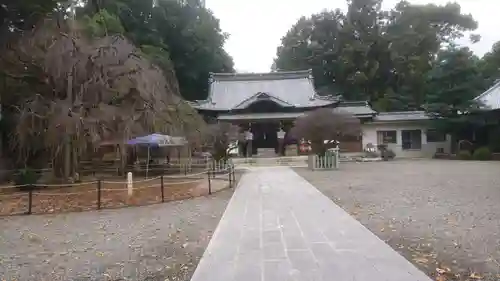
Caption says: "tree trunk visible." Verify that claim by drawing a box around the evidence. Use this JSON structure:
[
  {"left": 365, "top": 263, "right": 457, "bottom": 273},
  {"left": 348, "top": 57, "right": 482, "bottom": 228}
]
[
  {"left": 64, "top": 137, "right": 71, "bottom": 179},
  {"left": 311, "top": 140, "right": 326, "bottom": 156}
]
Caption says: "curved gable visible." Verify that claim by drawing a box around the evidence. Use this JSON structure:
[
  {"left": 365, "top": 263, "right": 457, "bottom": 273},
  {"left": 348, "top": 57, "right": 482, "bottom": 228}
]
[{"left": 233, "top": 92, "right": 293, "bottom": 109}]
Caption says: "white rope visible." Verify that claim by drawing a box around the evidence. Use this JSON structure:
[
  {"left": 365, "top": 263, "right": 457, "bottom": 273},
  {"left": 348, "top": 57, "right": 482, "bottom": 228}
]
[
  {"left": 160, "top": 179, "right": 205, "bottom": 186},
  {"left": 0, "top": 166, "right": 229, "bottom": 190},
  {"left": 210, "top": 169, "right": 233, "bottom": 178},
  {"left": 0, "top": 175, "right": 212, "bottom": 197},
  {"left": 162, "top": 170, "right": 207, "bottom": 178},
  {"left": 102, "top": 176, "right": 160, "bottom": 184},
  {"left": 32, "top": 190, "right": 97, "bottom": 196},
  {"left": 33, "top": 181, "right": 98, "bottom": 187},
  {"left": 100, "top": 188, "right": 127, "bottom": 192},
  {"left": 99, "top": 178, "right": 205, "bottom": 191},
  {"left": 0, "top": 184, "right": 29, "bottom": 189}
]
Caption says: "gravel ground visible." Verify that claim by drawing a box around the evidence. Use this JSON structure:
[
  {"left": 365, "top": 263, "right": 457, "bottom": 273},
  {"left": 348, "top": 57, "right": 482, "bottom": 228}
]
[
  {"left": 0, "top": 187, "right": 235, "bottom": 281},
  {"left": 295, "top": 160, "right": 500, "bottom": 281}
]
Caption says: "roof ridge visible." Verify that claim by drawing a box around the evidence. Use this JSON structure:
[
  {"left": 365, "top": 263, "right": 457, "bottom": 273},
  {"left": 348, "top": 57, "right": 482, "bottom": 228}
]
[
  {"left": 210, "top": 70, "right": 312, "bottom": 81},
  {"left": 211, "top": 70, "right": 311, "bottom": 76},
  {"left": 378, "top": 111, "right": 426, "bottom": 115}
]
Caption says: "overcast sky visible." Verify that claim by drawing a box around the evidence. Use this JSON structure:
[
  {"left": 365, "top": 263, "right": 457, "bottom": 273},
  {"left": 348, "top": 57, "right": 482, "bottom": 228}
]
[{"left": 206, "top": 0, "right": 499, "bottom": 73}]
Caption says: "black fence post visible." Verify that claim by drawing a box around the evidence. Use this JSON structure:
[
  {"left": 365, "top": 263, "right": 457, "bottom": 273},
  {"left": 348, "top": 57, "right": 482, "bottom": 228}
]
[
  {"left": 27, "top": 186, "right": 33, "bottom": 215},
  {"left": 97, "top": 180, "right": 102, "bottom": 210},
  {"left": 232, "top": 164, "right": 236, "bottom": 182},
  {"left": 160, "top": 175, "right": 165, "bottom": 203},
  {"left": 208, "top": 170, "right": 212, "bottom": 195},
  {"left": 228, "top": 167, "right": 232, "bottom": 188}
]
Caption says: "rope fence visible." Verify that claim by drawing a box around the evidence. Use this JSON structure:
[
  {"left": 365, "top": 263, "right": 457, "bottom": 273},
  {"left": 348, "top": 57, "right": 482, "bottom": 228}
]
[{"left": 0, "top": 162, "right": 237, "bottom": 216}]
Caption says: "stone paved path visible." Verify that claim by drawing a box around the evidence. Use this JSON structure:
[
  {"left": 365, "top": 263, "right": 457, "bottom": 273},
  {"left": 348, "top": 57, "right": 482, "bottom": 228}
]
[{"left": 190, "top": 167, "right": 432, "bottom": 281}]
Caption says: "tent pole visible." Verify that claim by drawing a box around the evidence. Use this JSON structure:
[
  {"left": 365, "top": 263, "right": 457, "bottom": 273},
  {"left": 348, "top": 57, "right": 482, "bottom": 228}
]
[{"left": 146, "top": 147, "right": 150, "bottom": 179}]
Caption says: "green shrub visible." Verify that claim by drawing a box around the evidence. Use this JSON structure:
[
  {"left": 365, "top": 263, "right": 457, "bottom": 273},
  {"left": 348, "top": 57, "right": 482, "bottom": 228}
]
[
  {"left": 457, "top": 150, "right": 472, "bottom": 160},
  {"left": 472, "top": 147, "right": 492, "bottom": 161}
]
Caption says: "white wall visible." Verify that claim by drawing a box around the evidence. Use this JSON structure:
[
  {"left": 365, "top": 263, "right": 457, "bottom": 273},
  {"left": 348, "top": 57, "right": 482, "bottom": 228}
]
[{"left": 361, "top": 122, "right": 451, "bottom": 158}]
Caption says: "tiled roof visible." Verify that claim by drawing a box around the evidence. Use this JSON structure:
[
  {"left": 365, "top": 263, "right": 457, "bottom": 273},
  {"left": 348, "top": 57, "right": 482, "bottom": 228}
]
[
  {"left": 334, "top": 101, "right": 377, "bottom": 117},
  {"left": 474, "top": 80, "right": 500, "bottom": 110},
  {"left": 193, "top": 70, "right": 340, "bottom": 111},
  {"left": 374, "top": 111, "right": 430, "bottom": 122}
]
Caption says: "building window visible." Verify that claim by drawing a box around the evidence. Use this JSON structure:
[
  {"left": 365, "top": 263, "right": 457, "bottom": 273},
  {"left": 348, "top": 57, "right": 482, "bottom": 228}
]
[
  {"left": 427, "top": 129, "right": 446, "bottom": 142},
  {"left": 402, "top": 130, "right": 422, "bottom": 150},
  {"left": 377, "top": 130, "right": 397, "bottom": 144}
]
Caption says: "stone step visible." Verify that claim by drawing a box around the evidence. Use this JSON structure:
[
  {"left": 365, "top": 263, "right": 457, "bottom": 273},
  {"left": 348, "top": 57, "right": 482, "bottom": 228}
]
[{"left": 255, "top": 148, "right": 277, "bottom": 158}]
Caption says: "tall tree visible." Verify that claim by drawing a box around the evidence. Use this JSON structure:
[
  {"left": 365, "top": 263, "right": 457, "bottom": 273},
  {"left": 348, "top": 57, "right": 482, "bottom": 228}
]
[
  {"left": 274, "top": 0, "right": 478, "bottom": 111},
  {"left": 383, "top": 1, "right": 477, "bottom": 110},
  {"left": 426, "top": 46, "right": 483, "bottom": 116},
  {"left": 274, "top": 12, "right": 346, "bottom": 95},
  {"left": 479, "top": 41, "right": 500, "bottom": 88},
  {"left": 340, "top": 0, "right": 391, "bottom": 101},
  {"left": 425, "top": 46, "right": 484, "bottom": 137},
  {"left": 0, "top": 19, "right": 204, "bottom": 176},
  {"left": 79, "top": 0, "right": 234, "bottom": 101}
]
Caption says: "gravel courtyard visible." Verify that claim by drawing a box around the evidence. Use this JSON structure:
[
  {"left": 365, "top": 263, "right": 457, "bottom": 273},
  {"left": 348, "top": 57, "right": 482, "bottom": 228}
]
[
  {"left": 0, "top": 188, "right": 234, "bottom": 281},
  {"left": 295, "top": 160, "right": 500, "bottom": 281}
]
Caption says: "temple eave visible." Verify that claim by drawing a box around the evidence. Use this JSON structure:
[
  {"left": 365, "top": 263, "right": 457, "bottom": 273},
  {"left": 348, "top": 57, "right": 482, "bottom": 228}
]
[{"left": 217, "top": 112, "right": 303, "bottom": 121}]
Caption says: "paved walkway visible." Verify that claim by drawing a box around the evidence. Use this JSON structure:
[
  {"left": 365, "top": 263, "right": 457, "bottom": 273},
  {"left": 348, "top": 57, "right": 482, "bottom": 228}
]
[{"left": 190, "top": 167, "right": 432, "bottom": 281}]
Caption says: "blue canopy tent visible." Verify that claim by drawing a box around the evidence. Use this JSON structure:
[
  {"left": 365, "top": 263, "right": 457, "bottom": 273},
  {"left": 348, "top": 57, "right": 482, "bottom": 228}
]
[
  {"left": 127, "top": 133, "right": 179, "bottom": 147},
  {"left": 127, "top": 134, "right": 187, "bottom": 178}
]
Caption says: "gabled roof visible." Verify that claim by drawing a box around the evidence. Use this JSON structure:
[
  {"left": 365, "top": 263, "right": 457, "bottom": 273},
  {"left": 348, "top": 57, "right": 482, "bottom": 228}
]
[
  {"left": 334, "top": 101, "right": 377, "bottom": 117},
  {"left": 193, "top": 70, "right": 340, "bottom": 111},
  {"left": 474, "top": 80, "right": 500, "bottom": 110}
]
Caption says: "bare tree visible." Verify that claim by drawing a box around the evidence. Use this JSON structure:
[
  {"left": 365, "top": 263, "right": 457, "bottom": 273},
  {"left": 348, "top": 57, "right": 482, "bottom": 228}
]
[
  {"left": 202, "top": 122, "right": 239, "bottom": 161},
  {"left": 1, "top": 19, "right": 204, "bottom": 179},
  {"left": 290, "top": 108, "right": 362, "bottom": 155}
]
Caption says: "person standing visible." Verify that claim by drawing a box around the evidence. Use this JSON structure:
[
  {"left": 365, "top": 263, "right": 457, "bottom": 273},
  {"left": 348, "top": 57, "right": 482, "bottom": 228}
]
[
  {"left": 245, "top": 128, "right": 253, "bottom": 157},
  {"left": 277, "top": 127, "right": 286, "bottom": 156}
]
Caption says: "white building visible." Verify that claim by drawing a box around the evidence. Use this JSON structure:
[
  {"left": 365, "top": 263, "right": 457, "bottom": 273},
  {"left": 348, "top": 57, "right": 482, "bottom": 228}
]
[{"left": 361, "top": 111, "right": 451, "bottom": 158}]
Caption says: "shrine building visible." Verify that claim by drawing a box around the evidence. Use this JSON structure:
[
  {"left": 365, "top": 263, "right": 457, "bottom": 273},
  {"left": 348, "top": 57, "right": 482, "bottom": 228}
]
[{"left": 190, "top": 70, "right": 451, "bottom": 158}]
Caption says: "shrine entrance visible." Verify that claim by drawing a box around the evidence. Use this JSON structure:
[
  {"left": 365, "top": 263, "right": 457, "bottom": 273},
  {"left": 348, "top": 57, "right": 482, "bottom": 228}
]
[{"left": 251, "top": 122, "right": 279, "bottom": 154}]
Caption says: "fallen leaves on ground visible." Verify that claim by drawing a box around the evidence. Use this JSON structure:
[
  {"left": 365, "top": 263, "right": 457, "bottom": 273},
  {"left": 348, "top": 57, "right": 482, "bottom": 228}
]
[
  {"left": 436, "top": 267, "right": 451, "bottom": 275},
  {"left": 436, "top": 275, "right": 447, "bottom": 281},
  {"left": 414, "top": 257, "right": 429, "bottom": 265},
  {"left": 469, "top": 272, "right": 482, "bottom": 279}
]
